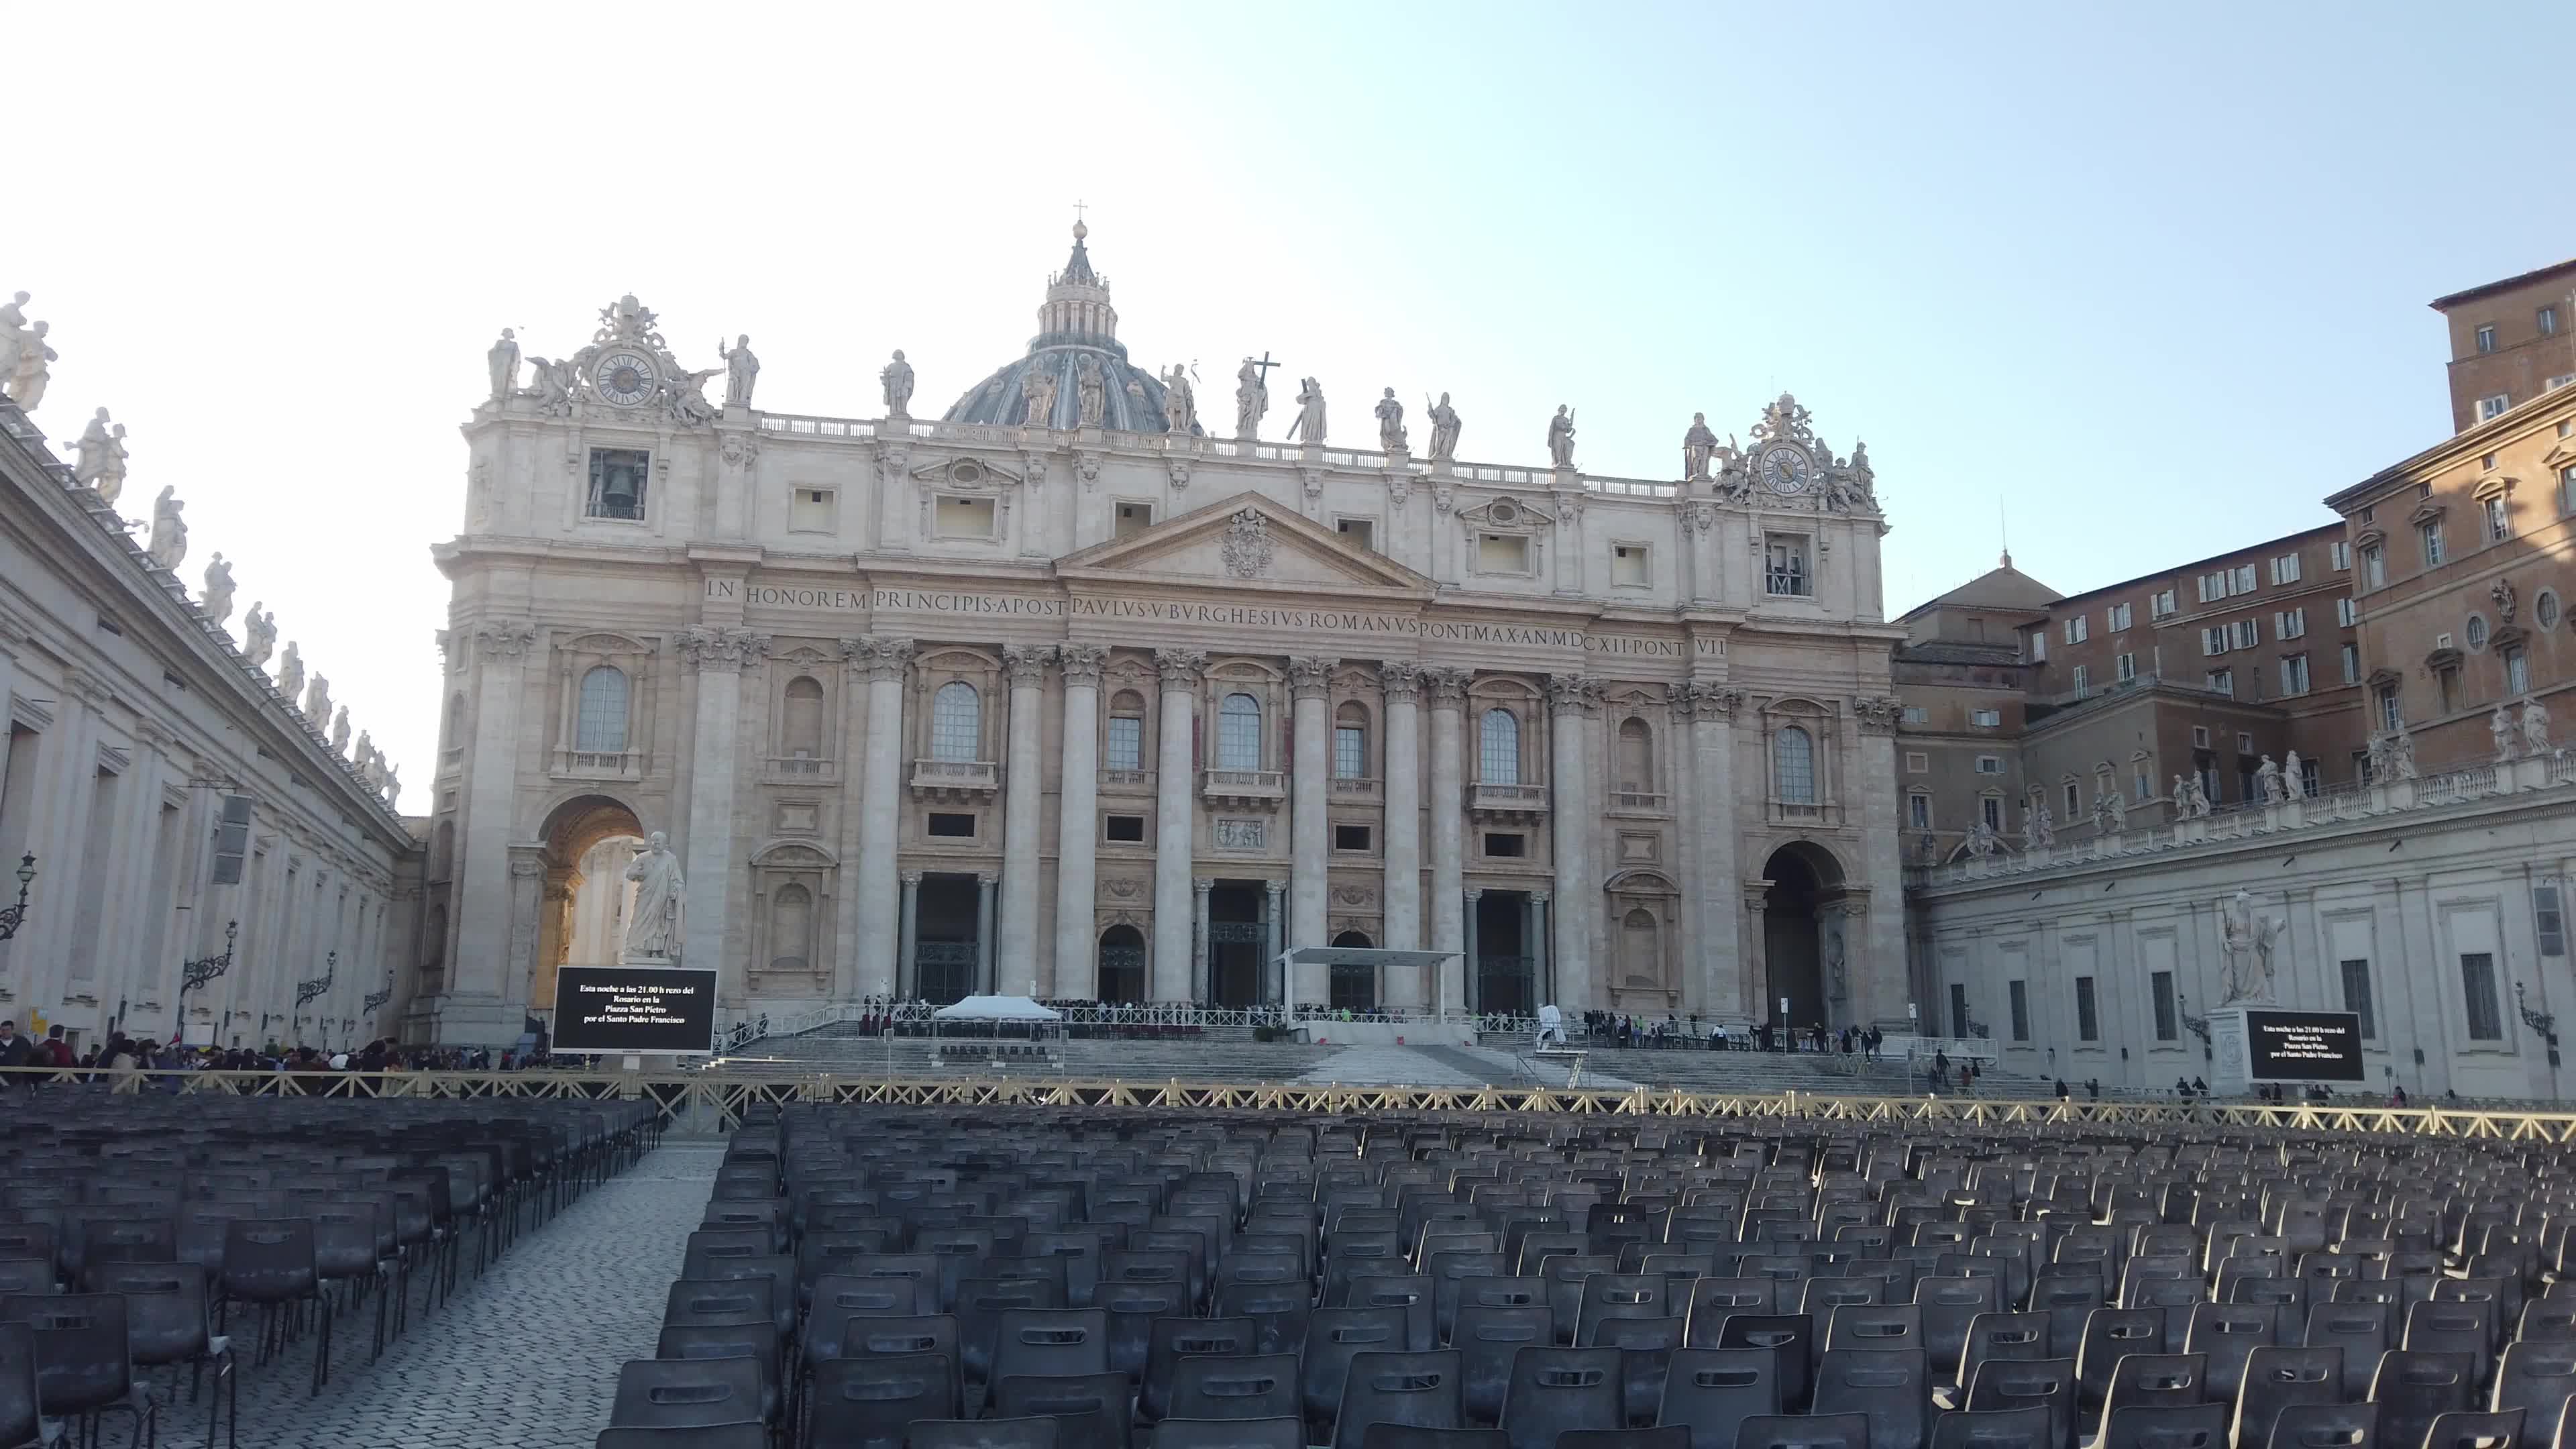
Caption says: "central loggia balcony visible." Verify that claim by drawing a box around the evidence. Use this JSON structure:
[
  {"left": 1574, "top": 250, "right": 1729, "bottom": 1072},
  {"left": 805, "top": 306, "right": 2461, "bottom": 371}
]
[
  {"left": 1201, "top": 768, "right": 1287, "bottom": 809},
  {"left": 910, "top": 757, "right": 1000, "bottom": 802},
  {"left": 1466, "top": 781, "right": 1550, "bottom": 822}
]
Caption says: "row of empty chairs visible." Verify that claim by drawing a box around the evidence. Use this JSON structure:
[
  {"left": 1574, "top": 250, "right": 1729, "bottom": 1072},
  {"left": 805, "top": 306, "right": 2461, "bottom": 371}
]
[{"left": 600, "top": 1107, "right": 2576, "bottom": 1449}]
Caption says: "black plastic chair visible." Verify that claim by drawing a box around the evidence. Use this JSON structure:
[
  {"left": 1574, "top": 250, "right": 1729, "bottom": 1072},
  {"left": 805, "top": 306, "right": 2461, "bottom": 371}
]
[
  {"left": 0, "top": 1293, "right": 152, "bottom": 1449},
  {"left": 1964, "top": 1356, "right": 2076, "bottom": 1449},
  {"left": 1167, "top": 1352, "right": 1300, "bottom": 1425},
  {"left": 1455, "top": 1305, "right": 1551, "bottom": 1428},
  {"left": 989, "top": 1371, "right": 1134, "bottom": 1449},
  {"left": 1331, "top": 1350, "right": 1463, "bottom": 1449},
  {"left": 2494, "top": 1343, "right": 2576, "bottom": 1433},
  {"left": 95, "top": 1264, "right": 237, "bottom": 1449},
  {"left": 1497, "top": 1346, "right": 1621, "bottom": 1449},
  {"left": 610, "top": 1356, "right": 768, "bottom": 1431},
  {"left": 2263, "top": 1401, "right": 2378, "bottom": 1449},
  {"left": 1558, "top": 1430, "right": 1686, "bottom": 1449},
  {"left": 1354, "top": 1429, "right": 1506, "bottom": 1449},
  {"left": 1716, "top": 1313, "right": 1816, "bottom": 1414},
  {"left": 0, "top": 1322, "right": 33, "bottom": 1449},
  {"left": 1733, "top": 1411, "right": 1871, "bottom": 1449},
  {"left": 1138, "top": 1317, "right": 1256, "bottom": 1423},
  {"left": 2421, "top": 1409, "right": 2527, "bottom": 1449},
  {"left": 906, "top": 1417, "right": 1063, "bottom": 1449},
  {"left": 992, "top": 1311, "right": 1112, "bottom": 1386},
  {"left": 1932, "top": 1406, "right": 2055, "bottom": 1449},
  {"left": 2234, "top": 1346, "right": 2343, "bottom": 1449},
  {"left": 1305, "top": 1308, "right": 1411, "bottom": 1442},
  {"left": 1146, "top": 1418, "right": 1304, "bottom": 1449},
  {"left": 2370, "top": 1350, "right": 2477, "bottom": 1449},
  {"left": 2306, "top": 1301, "right": 2394, "bottom": 1401},
  {"left": 220, "top": 1217, "right": 334, "bottom": 1396},
  {"left": 657, "top": 1324, "right": 782, "bottom": 1426},
  {"left": 594, "top": 1428, "right": 771, "bottom": 1449},
  {"left": 804, "top": 1352, "right": 957, "bottom": 1449},
  {"left": 1815, "top": 1346, "right": 1932, "bottom": 1449}
]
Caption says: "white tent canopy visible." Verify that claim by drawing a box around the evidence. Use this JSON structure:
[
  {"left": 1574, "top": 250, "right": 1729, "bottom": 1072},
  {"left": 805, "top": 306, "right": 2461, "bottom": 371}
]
[{"left": 930, "top": 994, "right": 1063, "bottom": 1021}]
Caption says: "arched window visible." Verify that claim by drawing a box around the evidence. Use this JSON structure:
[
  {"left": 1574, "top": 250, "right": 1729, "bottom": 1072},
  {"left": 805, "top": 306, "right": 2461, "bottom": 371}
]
[
  {"left": 930, "top": 681, "right": 981, "bottom": 761},
  {"left": 1097, "top": 924, "right": 1146, "bottom": 1004},
  {"left": 780, "top": 676, "right": 825, "bottom": 759},
  {"left": 1617, "top": 717, "right": 1654, "bottom": 792},
  {"left": 1217, "top": 692, "right": 1263, "bottom": 770},
  {"left": 1334, "top": 702, "right": 1369, "bottom": 780},
  {"left": 1775, "top": 726, "right": 1817, "bottom": 802},
  {"left": 1106, "top": 690, "right": 1146, "bottom": 771},
  {"left": 768, "top": 883, "right": 812, "bottom": 972},
  {"left": 1479, "top": 708, "right": 1520, "bottom": 784},
  {"left": 574, "top": 666, "right": 629, "bottom": 753}
]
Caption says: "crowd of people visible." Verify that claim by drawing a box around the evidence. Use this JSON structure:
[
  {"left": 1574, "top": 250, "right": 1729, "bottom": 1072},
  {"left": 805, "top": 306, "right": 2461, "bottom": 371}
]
[
  {"left": 1574, "top": 1010, "right": 1889, "bottom": 1057},
  {"left": 0, "top": 1016, "right": 553, "bottom": 1081}
]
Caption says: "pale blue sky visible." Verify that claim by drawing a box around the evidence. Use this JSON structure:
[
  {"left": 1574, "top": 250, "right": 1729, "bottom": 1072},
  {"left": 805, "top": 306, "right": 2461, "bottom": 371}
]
[{"left": 12, "top": 2, "right": 2573, "bottom": 787}]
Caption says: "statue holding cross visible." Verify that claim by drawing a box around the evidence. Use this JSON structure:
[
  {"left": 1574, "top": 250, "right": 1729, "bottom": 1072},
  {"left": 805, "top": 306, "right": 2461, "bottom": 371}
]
[{"left": 1235, "top": 352, "right": 1276, "bottom": 440}]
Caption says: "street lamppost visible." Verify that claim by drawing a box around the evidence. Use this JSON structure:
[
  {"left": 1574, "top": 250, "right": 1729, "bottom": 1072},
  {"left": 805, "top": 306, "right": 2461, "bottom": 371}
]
[
  {"left": 0, "top": 854, "right": 36, "bottom": 941},
  {"left": 362, "top": 972, "right": 393, "bottom": 1042},
  {"left": 293, "top": 951, "right": 336, "bottom": 1045},
  {"left": 2517, "top": 981, "right": 2560, "bottom": 1069},
  {"left": 176, "top": 920, "right": 240, "bottom": 1046}
]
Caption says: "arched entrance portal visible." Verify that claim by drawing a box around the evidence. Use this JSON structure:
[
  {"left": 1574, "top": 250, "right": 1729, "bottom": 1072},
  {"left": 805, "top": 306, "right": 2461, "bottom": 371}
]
[
  {"left": 1097, "top": 926, "right": 1146, "bottom": 1004},
  {"left": 1761, "top": 843, "right": 1845, "bottom": 1034},
  {"left": 533, "top": 794, "right": 647, "bottom": 1014},
  {"left": 1329, "top": 930, "right": 1375, "bottom": 1012}
]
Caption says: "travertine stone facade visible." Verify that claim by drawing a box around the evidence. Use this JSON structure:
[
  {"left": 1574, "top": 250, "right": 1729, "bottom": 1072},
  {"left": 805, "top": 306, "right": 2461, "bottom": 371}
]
[{"left": 415, "top": 231, "right": 1909, "bottom": 1044}]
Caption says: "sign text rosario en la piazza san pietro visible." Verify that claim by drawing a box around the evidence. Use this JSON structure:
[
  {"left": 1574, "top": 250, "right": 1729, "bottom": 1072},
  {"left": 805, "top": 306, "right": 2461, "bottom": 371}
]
[{"left": 703, "top": 580, "right": 1726, "bottom": 658}]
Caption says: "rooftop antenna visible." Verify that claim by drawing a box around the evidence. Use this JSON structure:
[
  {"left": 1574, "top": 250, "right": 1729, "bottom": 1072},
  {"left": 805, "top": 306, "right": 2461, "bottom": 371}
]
[{"left": 1998, "top": 498, "right": 2012, "bottom": 569}]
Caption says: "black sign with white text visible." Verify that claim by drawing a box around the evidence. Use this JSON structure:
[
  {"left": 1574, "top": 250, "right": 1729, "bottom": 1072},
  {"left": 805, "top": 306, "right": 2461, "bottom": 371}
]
[
  {"left": 2243, "top": 1009, "right": 2367, "bottom": 1082},
  {"left": 552, "top": 966, "right": 719, "bottom": 1053}
]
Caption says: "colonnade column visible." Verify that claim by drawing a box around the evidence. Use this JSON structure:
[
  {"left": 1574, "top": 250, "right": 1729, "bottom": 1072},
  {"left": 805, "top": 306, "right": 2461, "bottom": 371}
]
[
  {"left": 1263, "top": 879, "right": 1286, "bottom": 1006},
  {"left": 1532, "top": 892, "right": 1552, "bottom": 1006},
  {"left": 1463, "top": 888, "right": 1483, "bottom": 1014},
  {"left": 449, "top": 624, "right": 532, "bottom": 1032},
  {"left": 1852, "top": 699, "right": 1908, "bottom": 1023},
  {"left": 1380, "top": 664, "right": 1424, "bottom": 1006},
  {"left": 1288, "top": 656, "right": 1334, "bottom": 1006},
  {"left": 1426, "top": 668, "right": 1470, "bottom": 1014},
  {"left": 1690, "top": 686, "right": 1747, "bottom": 1020},
  {"left": 1051, "top": 646, "right": 1107, "bottom": 999},
  {"left": 1548, "top": 674, "right": 1592, "bottom": 1010},
  {"left": 996, "top": 645, "right": 1052, "bottom": 996},
  {"left": 897, "top": 873, "right": 922, "bottom": 1000},
  {"left": 1150, "top": 650, "right": 1204, "bottom": 1001},
  {"left": 976, "top": 872, "right": 999, "bottom": 994},
  {"left": 1191, "top": 876, "right": 1214, "bottom": 1005},
  {"left": 680, "top": 627, "right": 766, "bottom": 991},
  {"left": 849, "top": 635, "right": 913, "bottom": 997}
]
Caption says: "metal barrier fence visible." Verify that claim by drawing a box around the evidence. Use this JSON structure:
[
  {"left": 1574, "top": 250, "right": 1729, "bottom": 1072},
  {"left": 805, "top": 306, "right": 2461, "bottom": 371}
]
[{"left": 11, "top": 1065, "right": 2576, "bottom": 1140}]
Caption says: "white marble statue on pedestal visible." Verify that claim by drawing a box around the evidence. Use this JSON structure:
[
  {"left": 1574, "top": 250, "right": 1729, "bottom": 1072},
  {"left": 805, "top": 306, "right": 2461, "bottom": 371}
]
[
  {"left": 8, "top": 319, "right": 55, "bottom": 411},
  {"left": 623, "top": 831, "right": 685, "bottom": 961},
  {"left": 199, "top": 553, "right": 235, "bottom": 625},
  {"left": 1375, "top": 388, "right": 1405, "bottom": 452},
  {"left": 720, "top": 335, "right": 761, "bottom": 409},
  {"left": 330, "top": 706, "right": 351, "bottom": 755},
  {"left": 276, "top": 641, "right": 303, "bottom": 701},
  {"left": 1160, "top": 364, "right": 1195, "bottom": 433},
  {"left": 241, "top": 603, "right": 276, "bottom": 666},
  {"left": 0, "top": 292, "right": 30, "bottom": 384},
  {"left": 2284, "top": 750, "right": 2305, "bottom": 799},
  {"left": 1075, "top": 354, "right": 1106, "bottom": 427},
  {"left": 1234, "top": 358, "right": 1269, "bottom": 439},
  {"left": 486, "top": 328, "right": 519, "bottom": 401},
  {"left": 2524, "top": 698, "right": 2553, "bottom": 756},
  {"left": 2493, "top": 703, "right": 2520, "bottom": 762},
  {"left": 2255, "top": 755, "right": 2286, "bottom": 804},
  {"left": 1425, "top": 392, "right": 1461, "bottom": 461},
  {"left": 148, "top": 486, "right": 188, "bottom": 570},
  {"left": 2025, "top": 804, "right": 2054, "bottom": 850},
  {"left": 1291, "top": 378, "right": 1326, "bottom": 445},
  {"left": 68, "top": 408, "right": 128, "bottom": 503},
  {"left": 2219, "top": 889, "right": 2279, "bottom": 1004},
  {"left": 1682, "top": 413, "right": 1719, "bottom": 480},
  {"left": 303, "top": 672, "right": 331, "bottom": 724},
  {"left": 879, "top": 349, "right": 910, "bottom": 417},
  {"left": 1022, "top": 363, "right": 1058, "bottom": 429},
  {"left": 1546, "top": 405, "right": 1576, "bottom": 467}
]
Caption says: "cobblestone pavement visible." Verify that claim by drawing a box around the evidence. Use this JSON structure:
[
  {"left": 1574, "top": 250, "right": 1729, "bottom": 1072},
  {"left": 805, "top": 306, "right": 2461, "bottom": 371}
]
[
  {"left": 1289, "top": 1044, "right": 1488, "bottom": 1087},
  {"left": 160, "top": 1140, "right": 722, "bottom": 1449}
]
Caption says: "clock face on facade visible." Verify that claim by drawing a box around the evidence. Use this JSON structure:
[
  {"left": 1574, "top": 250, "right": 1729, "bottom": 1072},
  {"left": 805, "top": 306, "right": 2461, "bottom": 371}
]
[
  {"left": 1759, "top": 445, "right": 1811, "bottom": 494},
  {"left": 594, "top": 350, "right": 659, "bottom": 407}
]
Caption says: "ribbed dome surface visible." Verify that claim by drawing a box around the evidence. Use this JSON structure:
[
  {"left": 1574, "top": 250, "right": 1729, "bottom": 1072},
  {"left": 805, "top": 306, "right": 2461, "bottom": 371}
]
[{"left": 939, "top": 222, "right": 1204, "bottom": 435}]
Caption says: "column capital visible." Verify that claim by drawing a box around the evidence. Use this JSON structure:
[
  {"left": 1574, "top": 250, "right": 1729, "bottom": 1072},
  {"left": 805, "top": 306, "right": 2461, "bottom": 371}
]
[
  {"left": 1289, "top": 656, "right": 1338, "bottom": 700},
  {"left": 1380, "top": 661, "right": 1422, "bottom": 703},
  {"left": 900, "top": 871, "right": 925, "bottom": 886},
  {"left": 1465, "top": 888, "right": 1485, "bottom": 901},
  {"left": 473, "top": 619, "right": 538, "bottom": 660},
  {"left": 1004, "top": 644, "right": 1057, "bottom": 686},
  {"left": 1547, "top": 673, "right": 1589, "bottom": 716},
  {"left": 1532, "top": 890, "right": 1551, "bottom": 904},
  {"left": 1265, "top": 879, "right": 1286, "bottom": 895},
  {"left": 680, "top": 627, "right": 771, "bottom": 673},
  {"left": 1193, "top": 876, "right": 1215, "bottom": 894},
  {"left": 1425, "top": 666, "right": 1472, "bottom": 708},
  {"left": 841, "top": 634, "right": 915, "bottom": 680},
  {"left": 977, "top": 872, "right": 999, "bottom": 885},
  {"left": 1059, "top": 643, "right": 1108, "bottom": 688},
  {"left": 1156, "top": 649, "right": 1208, "bottom": 690},
  {"left": 1851, "top": 694, "right": 1903, "bottom": 733}
]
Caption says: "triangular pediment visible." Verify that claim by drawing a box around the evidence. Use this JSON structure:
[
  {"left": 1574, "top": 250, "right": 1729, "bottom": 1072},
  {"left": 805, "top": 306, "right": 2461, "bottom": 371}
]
[{"left": 1057, "top": 491, "right": 1434, "bottom": 596}]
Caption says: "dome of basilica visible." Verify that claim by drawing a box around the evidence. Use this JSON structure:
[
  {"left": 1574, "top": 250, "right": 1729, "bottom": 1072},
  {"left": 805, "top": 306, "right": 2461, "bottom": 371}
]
[{"left": 941, "top": 225, "right": 1205, "bottom": 435}]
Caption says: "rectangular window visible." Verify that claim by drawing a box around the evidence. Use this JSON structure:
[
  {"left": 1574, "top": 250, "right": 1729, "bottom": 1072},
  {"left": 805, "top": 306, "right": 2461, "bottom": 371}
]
[
  {"left": 1483, "top": 832, "right": 1526, "bottom": 858},
  {"left": 926, "top": 812, "right": 977, "bottom": 839},
  {"left": 2552, "top": 374, "right": 2576, "bottom": 394},
  {"left": 1334, "top": 516, "right": 1375, "bottom": 551},
  {"left": 2542, "top": 306, "right": 2561, "bottom": 337},
  {"left": 1975, "top": 755, "right": 2002, "bottom": 775},
  {"left": 1332, "top": 726, "right": 1365, "bottom": 779},
  {"left": 2151, "top": 589, "right": 2177, "bottom": 619},
  {"left": 2340, "top": 643, "right": 2359, "bottom": 684},
  {"left": 2537, "top": 884, "right": 2565, "bottom": 958},
  {"left": 2274, "top": 608, "right": 2306, "bottom": 639},
  {"left": 2505, "top": 649, "right": 2530, "bottom": 694},
  {"left": 2206, "top": 669, "right": 2234, "bottom": 697},
  {"left": 2074, "top": 977, "right": 2100, "bottom": 1042},
  {"left": 2135, "top": 769, "right": 2150, "bottom": 802},
  {"left": 2299, "top": 755, "right": 2320, "bottom": 796},
  {"left": 2461, "top": 953, "right": 2504, "bottom": 1040},
  {"left": 1950, "top": 983, "right": 1970, "bottom": 1040},
  {"left": 1764, "top": 536, "right": 1811, "bottom": 596},
  {"left": 2008, "top": 981, "right": 2030, "bottom": 1042},
  {"left": 2477, "top": 324, "right": 2498, "bottom": 354},
  {"left": 1115, "top": 500, "right": 1155, "bottom": 538},
  {"left": 2027, "top": 630, "right": 2047, "bottom": 663},
  {"left": 1105, "top": 715, "right": 1144, "bottom": 771},
  {"left": 2107, "top": 602, "right": 2132, "bottom": 632},
  {"left": 2279, "top": 654, "right": 2309, "bottom": 696},
  {"left": 2436, "top": 665, "right": 2459, "bottom": 714},
  {"left": 1477, "top": 533, "right": 1531, "bottom": 574},
  {"left": 1972, "top": 708, "right": 2000, "bottom": 728},
  {"left": 2376, "top": 685, "right": 2402, "bottom": 733},
  {"left": 1902, "top": 707, "right": 1927, "bottom": 724},
  {"left": 2065, "top": 616, "right": 2089, "bottom": 645},
  {"left": 2151, "top": 971, "right": 2178, "bottom": 1041},
  {"left": 1104, "top": 814, "right": 1146, "bottom": 843},
  {"left": 2115, "top": 652, "right": 2136, "bottom": 683},
  {"left": 2269, "top": 553, "right": 2302, "bottom": 585},
  {"left": 2564, "top": 466, "right": 2576, "bottom": 515},
  {"left": 2064, "top": 782, "right": 2081, "bottom": 818},
  {"left": 2202, "top": 626, "right": 2227, "bottom": 657},
  {"left": 585, "top": 447, "right": 650, "bottom": 521},
  {"left": 2192, "top": 726, "right": 2211, "bottom": 748},
  {"left": 1981, "top": 796, "right": 2002, "bottom": 830},
  {"left": 2361, "top": 545, "right": 2385, "bottom": 589},
  {"left": 2233, "top": 564, "right": 2257, "bottom": 594},
  {"left": 2230, "top": 619, "right": 2261, "bottom": 649},
  {"left": 1334, "top": 824, "right": 1373, "bottom": 852},
  {"left": 1905, "top": 750, "right": 1927, "bottom": 771},
  {"left": 2484, "top": 496, "right": 2510, "bottom": 541},
  {"left": 790, "top": 486, "right": 837, "bottom": 533},
  {"left": 2337, "top": 597, "right": 2357, "bottom": 627},
  {"left": 1611, "top": 543, "right": 1649, "bottom": 587},
  {"left": 2198, "top": 572, "right": 2226, "bottom": 604},
  {"left": 2072, "top": 664, "right": 2090, "bottom": 694},
  {"left": 1907, "top": 794, "right": 1929, "bottom": 828},
  {"left": 2238, "top": 731, "right": 2255, "bottom": 754},
  {"left": 935, "top": 495, "right": 997, "bottom": 538},
  {"left": 2481, "top": 394, "right": 2510, "bottom": 421},
  {"left": 2330, "top": 541, "right": 2351, "bottom": 572},
  {"left": 2337, "top": 959, "right": 2375, "bottom": 1037}
]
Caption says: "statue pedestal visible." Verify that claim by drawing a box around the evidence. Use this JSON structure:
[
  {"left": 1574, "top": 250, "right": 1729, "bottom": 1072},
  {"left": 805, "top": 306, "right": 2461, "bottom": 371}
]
[
  {"left": 2388, "top": 780, "right": 2418, "bottom": 810},
  {"left": 2514, "top": 755, "right": 2551, "bottom": 792},
  {"left": 2177, "top": 819, "right": 2209, "bottom": 845},
  {"left": 2208, "top": 1007, "right": 2255, "bottom": 1097},
  {"left": 623, "top": 951, "right": 678, "bottom": 969}
]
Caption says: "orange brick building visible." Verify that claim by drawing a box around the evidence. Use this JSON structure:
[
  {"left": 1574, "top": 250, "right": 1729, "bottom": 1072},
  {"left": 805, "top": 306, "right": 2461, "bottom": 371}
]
[{"left": 2433, "top": 259, "right": 2576, "bottom": 433}]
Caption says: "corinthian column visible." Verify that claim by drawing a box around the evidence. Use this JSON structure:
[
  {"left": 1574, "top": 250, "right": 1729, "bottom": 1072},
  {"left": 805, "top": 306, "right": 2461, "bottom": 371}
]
[
  {"left": 1380, "top": 663, "right": 1424, "bottom": 1006},
  {"left": 1151, "top": 649, "right": 1205, "bottom": 1001},
  {"left": 680, "top": 627, "right": 767, "bottom": 985},
  {"left": 847, "top": 635, "right": 913, "bottom": 996},
  {"left": 996, "top": 645, "right": 1053, "bottom": 995},
  {"left": 1548, "top": 674, "right": 1591, "bottom": 1010},
  {"left": 1288, "top": 655, "right": 1335, "bottom": 1006},
  {"left": 1051, "top": 645, "right": 1106, "bottom": 998},
  {"left": 1426, "top": 667, "right": 1470, "bottom": 1013},
  {"left": 1690, "top": 685, "right": 1746, "bottom": 1020}
]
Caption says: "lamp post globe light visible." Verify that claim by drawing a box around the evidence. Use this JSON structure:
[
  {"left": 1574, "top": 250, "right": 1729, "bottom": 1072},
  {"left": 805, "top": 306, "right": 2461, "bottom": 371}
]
[
  {"left": 176, "top": 919, "right": 241, "bottom": 1044},
  {"left": 0, "top": 853, "right": 36, "bottom": 942}
]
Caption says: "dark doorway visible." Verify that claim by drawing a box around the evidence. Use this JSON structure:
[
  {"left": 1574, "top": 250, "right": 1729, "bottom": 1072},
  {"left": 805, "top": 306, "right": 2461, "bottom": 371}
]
[
  {"left": 1209, "top": 881, "right": 1265, "bottom": 1008},
  {"left": 1474, "top": 891, "right": 1533, "bottom": 1016},
  {"left": 1330, "top": 930, "right": 1376, "bottom": 1012},
  {"left": 1097, "top": 924, "right": 1145, "bottom": 1004},
  {"left": 1762, "top": 845, "right": 1835, "bottom": 1032},
  {"left": 914, "top": 873, "right": 981, "bottom": 1004}
]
